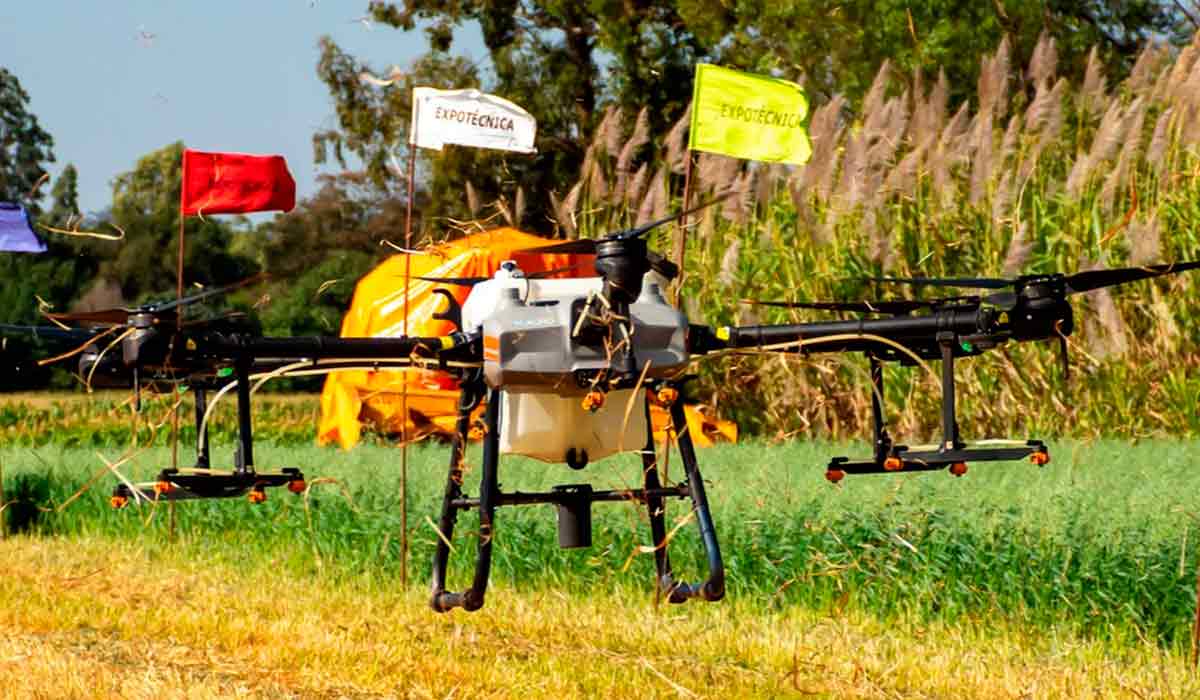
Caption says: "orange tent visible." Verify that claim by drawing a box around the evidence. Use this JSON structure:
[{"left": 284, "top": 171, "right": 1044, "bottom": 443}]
[{"left": 317, "top": 228, "right": 736, "bottom": 451}]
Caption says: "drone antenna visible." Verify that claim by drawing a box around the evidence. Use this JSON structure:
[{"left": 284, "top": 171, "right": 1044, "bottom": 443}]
[{"left": 398, "top": 134, "right": 419, "bottom": 590}]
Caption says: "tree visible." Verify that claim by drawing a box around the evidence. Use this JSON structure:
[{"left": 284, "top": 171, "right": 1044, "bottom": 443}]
[
  {"left": 0, "top": 69, "right": 77, "bottom": 325},
  {"left": 316, "top": 2, "right": 1189, "bottom": 238},
  {"left": 250, "top": 172, "right": 409, "bottom": 337},
  {"left": 99, "top": 142, "right": 257, "bottom": 303},
  {"left": 683, "top": 0, "right": 1189, "bottom": 105},
  {"left": 315, "top": 2, "right": 707, "bottom": 232},
  {"left": 0, "top": 68, "right": 54, "bottom": 215},
  {"left": 45, "top": 163, "right": 80, "bottom": 225}
]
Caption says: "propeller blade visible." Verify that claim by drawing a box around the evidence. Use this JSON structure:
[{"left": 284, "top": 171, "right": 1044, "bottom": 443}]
[
  {"left": 46, "top": 274, "right": 268, "bottom": 325},
  {"left": 743, "top": 292, "right": 991, "bottom": 314},
  {"left": 0, "top": 324, "right": 99, "bottom": 342},
  {"left": 615, "top": 192, "right": 735, "bottom": 240},
  {"left": 516, "top": 194, "right": 734, "bottom": 255},
  {"left": 45, "top": 308, "right": 132, "bottom": 325},
  {"left": 867, "top": 275, "right": 1015, "bottom": 289},
  {"left": 417, "top": 263, "right": 594, "bottom": 287},
  {"left": 152, "top": 273, "right": 269, "bottom": 312},
  {"left": 645, "top": 251, "right": 679, "bottom": 280},
  {"left": 416, "top": 275, "right": 491, "bottom": 287},
  {"left": 516, "top": 239, "right": 599, "bottom": 256},
  {"left": 1064, "top": 261, "right": 1200, "bottom": 294},
  {"left": 526, "top": 262, "right": 592, "bottom": 279}
]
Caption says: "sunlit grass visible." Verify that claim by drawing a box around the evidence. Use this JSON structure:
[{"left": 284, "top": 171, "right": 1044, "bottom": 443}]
[
  {"left": 1, "top": 535, "right": 1197, "bottom": 698},
  {"left": 4, "top": 439, "right": 1200, "bottom": 650}
]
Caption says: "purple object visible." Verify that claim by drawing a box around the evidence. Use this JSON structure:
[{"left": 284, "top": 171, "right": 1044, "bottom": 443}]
[{"left": 0, "top": 202, "right": 46, "bottom": 253}]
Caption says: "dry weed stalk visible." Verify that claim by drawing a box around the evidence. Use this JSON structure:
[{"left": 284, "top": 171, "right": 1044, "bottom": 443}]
[
  {"left": 977, "top": 37, "right": 1010, "bottom": 119},
  {"left": 1147, "top": 107, "right": 1174, "bottom": 170},
  {"left": 465, "top": 181, "right": 480, "bottom": 216},
  {"left": 1079, "top": 46, "right": 1107, "bottom": 119},
  {"left": 636, "top": 165, "right": 668, "bottom": 226},
  {"left": 1001, "top": 221, "right": 1032, "bottom": 276},
  {"left": 1127, "top": 210, "right": 1163, "bottom": 266},
  {"left": 1128, "top": 42, "right": 1165, "bottom": 94},
  {"left": 991, "top": 169, "right": 1015, "bottom": 232},
  {"left": 697, "top": 153, "right": 741, "bottom": 197},
  {"left": 718, "top": 238, "right": 741, "bottom": 288},
  {"left": 513, "top": 186, "right": 526, "bottom": 225},
  {"left": 665, "top": 104, "right": 692, "bottom": 174},
  {"left": 602, "top": 106, "right": 625, "bottom": 158},
  {"left": 910, "top": 69, "right": 948, "bottom": 146},
  {"left": 968, "top": 110, "right": 994, "bottom": 205},
  {"left": 793, "top": 95, "right": 845, "bottom": 202},
  {"left": 1027, "top": 31, "right": 1058, "bottom": 89},
  {"left": 614, "top": 107, "right": 651, "bottom": 204}
]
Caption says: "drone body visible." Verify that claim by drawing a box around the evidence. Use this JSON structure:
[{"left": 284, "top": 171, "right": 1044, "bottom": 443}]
[
  {"left": 8, "top": 195, "right": 1199, "bottom": 613},
  {"left": 459, "top": 264, "right": 686, "bottom": 465}
]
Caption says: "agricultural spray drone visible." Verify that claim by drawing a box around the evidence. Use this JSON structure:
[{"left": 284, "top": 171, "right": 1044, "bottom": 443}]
[{"left": 6, "top": 200, "right": 1199, "bottom": 612}]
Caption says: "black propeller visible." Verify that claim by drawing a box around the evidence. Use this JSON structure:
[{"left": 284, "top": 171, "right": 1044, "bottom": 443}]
[
  {"left": 416, "top": 262, "right": 593, "bottom": 287},
  {"left": 46, "top": 274, "right": 267, "bottom": 326},
  {"left": 1061, "top": 261, "right": 1200, "bottom": 293},
  {"left": 867, "top": 275, "right": 1012, "bottom": 290},
  {"left": 867, "top": 261, "right": 1200, "bottom": 294},
  {"left": 0, "top": 324, "right": 101, "bottom": 342},
  {"left": 741, "top": 297, "right": 981, "bottom": 315},
  {"left": 520, "top": 195, "right": 732, "bottom": 257}
]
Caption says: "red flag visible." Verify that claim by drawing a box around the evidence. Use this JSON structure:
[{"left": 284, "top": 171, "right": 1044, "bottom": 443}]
[{"left": 181, "top": 149, "right": 296, "bottom": 216}]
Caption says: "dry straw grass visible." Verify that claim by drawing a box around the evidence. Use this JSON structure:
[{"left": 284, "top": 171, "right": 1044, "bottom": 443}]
[{"left": 2, "top": 535, "right": 1198, "bottom": 699}]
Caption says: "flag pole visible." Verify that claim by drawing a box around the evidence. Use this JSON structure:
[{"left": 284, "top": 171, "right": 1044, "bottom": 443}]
[
  {"left": 399, "top": 122, "right": 418, "bottom": 589},
  {"left": 174, "top": 152, "right": 187, "bottom": 541},
  {"left": 671, "top": 150, "right": 694, "bottom": 306}
]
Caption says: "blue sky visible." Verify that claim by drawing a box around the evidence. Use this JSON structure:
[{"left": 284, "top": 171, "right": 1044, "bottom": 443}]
[{"left": 1, "top": 2, "right": 484, "bottom": 215}]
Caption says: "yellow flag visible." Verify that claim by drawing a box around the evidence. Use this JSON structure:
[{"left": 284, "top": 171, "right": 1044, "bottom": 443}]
[{"left": 689, "top": 64, "right": 812, "bottom": 165}]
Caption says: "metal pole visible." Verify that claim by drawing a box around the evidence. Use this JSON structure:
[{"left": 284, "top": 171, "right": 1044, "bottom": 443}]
[
  {"left": 177, "top": 204, "right": 185, "bottom": 315},
  {"left": 399, "top": 136, "right": 417, "bottom": 589},
  {"left": 671, "top": 151, "right": 694, "bottom": 306}
]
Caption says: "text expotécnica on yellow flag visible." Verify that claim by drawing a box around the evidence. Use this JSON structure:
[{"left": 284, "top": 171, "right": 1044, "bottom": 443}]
[{"left": 689, "top": 64, "right": 812, "bottom": 165}]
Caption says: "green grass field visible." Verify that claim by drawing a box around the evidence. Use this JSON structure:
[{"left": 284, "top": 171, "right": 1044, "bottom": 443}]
[
  {"left": 5, "top": 401, "right": 1200, "bottom": 697},
  {"left": 4, "top": 437, "right": 1199, "bottom": 651}
]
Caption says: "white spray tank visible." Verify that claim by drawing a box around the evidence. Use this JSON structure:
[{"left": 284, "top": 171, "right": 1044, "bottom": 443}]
[
  {"left": 460, "top": 261, "right": 528, "bottom": 333},
  {"left": 460, "top": 261, "right": 648, "bottom": 466}
]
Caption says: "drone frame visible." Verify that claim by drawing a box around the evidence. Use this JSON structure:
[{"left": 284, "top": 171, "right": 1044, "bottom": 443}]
[
  {"left": 428, "top": 374, "right": 725, "bottom": 612},
  {"left": 824, "top": 335, "right": 1048, "bottom": 482}
]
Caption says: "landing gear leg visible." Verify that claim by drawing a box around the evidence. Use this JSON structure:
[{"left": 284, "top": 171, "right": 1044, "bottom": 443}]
[
  {"left": 664, "top": 394, "right": 725, "bottom": 602},
  {"left": 639, "top": 399, "right": 675, "bottom": 598},
  {"left": 431, "top": 387, "right": 501, "bottom": 612}
]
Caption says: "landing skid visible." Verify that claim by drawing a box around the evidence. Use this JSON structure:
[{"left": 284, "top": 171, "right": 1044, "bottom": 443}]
[
  {"left": 112, "top": 466, "right": 306, "bottom": 505},
  {"left": 829, "top": 338, "right": 1050, "bottom": 481},
  {"left": 827, "top": 441, "right": 1048, "bottom": 480},
  {"left": 111, "top": 366, "right": 306, "bottom": 506}
]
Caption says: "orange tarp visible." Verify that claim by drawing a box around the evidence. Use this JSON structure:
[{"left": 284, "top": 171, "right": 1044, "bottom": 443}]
[{"left": 317, "top": 228, "right": 736, "bottom": 450}]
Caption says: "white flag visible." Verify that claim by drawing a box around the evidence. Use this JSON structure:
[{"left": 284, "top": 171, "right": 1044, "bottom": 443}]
[{"left": 410, "top": 87, "right": 537, "bottom": 154}]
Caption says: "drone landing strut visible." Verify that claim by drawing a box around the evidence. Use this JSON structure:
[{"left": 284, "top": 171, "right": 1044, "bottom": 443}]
[
  {"left": 112, "top": 364, "right": 306, "bottom": 506},
  {"left": 430, "top": 382, "right": 725, "bottom": 612},
  {"left": 826, "top": 336, "right": 1049, "bottom": 481}
]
